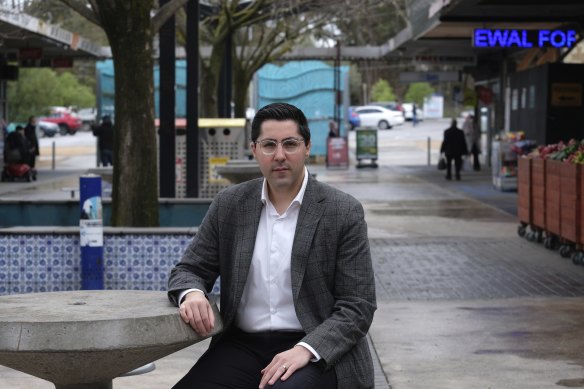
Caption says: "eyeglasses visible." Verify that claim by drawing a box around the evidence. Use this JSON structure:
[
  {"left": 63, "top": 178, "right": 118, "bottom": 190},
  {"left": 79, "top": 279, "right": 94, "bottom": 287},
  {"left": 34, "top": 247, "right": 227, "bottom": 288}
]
[{"left": 254, "top": 138, "right": 305, "bottom": 156}]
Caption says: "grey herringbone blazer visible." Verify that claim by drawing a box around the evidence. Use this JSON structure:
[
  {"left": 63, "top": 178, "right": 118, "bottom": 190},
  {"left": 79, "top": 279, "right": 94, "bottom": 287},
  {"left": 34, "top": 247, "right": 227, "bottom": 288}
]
[{"left": 168, "top": 174, "right": 376, "bottom": 389}]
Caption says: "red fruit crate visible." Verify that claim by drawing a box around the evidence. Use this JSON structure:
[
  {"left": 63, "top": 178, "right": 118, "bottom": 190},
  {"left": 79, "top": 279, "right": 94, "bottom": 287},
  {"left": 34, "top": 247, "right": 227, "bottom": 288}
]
[
  {"left": 560, "top": 163, "right": 581, "bottom": 244},
  {"left": 517, "top": 157, "right": 531, "bottom": 225},
  {"left": 531, "top": 158, "right": 546, "bottom": 230},
  {"left": 545, "top": 159, "right": 562, "bottom": 236}
]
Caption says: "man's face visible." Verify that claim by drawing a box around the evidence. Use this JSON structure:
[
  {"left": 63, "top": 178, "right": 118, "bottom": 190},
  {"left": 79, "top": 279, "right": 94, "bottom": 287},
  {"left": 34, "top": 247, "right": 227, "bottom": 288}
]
[{"left": 252, "top": 119, "right": 310, "bottom": 194}]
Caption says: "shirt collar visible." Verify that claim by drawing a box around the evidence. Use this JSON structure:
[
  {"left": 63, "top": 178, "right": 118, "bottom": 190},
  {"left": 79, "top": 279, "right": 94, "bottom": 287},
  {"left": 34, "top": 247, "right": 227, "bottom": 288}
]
[{"left": 261, "top": 166, "right": 309, "bottom": 208}]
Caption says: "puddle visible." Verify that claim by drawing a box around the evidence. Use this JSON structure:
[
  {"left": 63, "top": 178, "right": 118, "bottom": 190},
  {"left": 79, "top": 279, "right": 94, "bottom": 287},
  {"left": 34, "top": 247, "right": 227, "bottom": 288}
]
[{"left": 367, "top": 199, "right": 508, "bottom": 220}]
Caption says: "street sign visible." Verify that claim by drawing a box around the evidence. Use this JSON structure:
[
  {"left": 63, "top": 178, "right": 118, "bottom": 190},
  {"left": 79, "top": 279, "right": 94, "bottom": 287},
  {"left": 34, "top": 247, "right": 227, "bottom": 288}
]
[{"left": 399, "top": 71, "right": 460, "bottom": 83}]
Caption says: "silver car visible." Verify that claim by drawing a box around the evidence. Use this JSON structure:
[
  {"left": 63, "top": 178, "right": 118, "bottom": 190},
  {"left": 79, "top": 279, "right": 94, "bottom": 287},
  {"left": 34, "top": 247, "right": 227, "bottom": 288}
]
[{"left": 354, "top": 105, "right": 405, "bottom": 129}]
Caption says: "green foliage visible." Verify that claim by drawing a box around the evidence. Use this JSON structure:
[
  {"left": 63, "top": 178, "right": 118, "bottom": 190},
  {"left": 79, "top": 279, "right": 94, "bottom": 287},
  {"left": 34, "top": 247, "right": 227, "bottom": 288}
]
[
  {"left": 7, "top": 68, "right": 95, "bottom": 122},
  {"left": 404, "top": 82, "right": 435, "bottom": 106},
  {"left": 371, "top": 79, "right": 395, "bottom": 102}
]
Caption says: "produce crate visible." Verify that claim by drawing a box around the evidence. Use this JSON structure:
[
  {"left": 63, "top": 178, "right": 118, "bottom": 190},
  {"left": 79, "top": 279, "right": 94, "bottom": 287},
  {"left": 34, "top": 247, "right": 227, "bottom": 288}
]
[
  {"left": 560, "top": 163, "right": 581, "bottom": 244},
  {"left": 517, "top": 157, "right": 531, "bottom": 225},
  {"left": 545, "top": 159, "right": 562, "bottom": 236},
  {"left": 531, "top": 158, "right": 546, "bottom": 230},
  {"left": 580, "top": 167, "right": 584, "bottom": 245}
]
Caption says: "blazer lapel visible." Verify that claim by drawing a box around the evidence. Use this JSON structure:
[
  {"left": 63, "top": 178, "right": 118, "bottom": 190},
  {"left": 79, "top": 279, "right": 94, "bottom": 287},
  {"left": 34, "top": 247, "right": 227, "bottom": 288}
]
[
  {"left": 291, "top": 177, "right": 325, "bottom": 302},
  {"left": 229, "top": 181, "right": 263, "bottom": 324}
]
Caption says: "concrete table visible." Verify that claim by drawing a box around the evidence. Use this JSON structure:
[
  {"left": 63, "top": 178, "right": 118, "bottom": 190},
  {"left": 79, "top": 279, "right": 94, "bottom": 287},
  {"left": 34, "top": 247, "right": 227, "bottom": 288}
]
[
  {"left": 215, "top": 159, "right": 262, "bottom": 184},
  {"left": 0, "top": 290, "right": 222, "bottom": 389}
]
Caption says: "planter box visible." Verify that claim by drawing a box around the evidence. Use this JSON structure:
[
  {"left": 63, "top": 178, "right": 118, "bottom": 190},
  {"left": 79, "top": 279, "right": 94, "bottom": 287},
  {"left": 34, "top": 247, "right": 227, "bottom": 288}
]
[
  {"left": 560, "top": 163, "right": 581, "bottom": 243},
  {"left": 517, "top": 157, "right": 531, "bottom": 224},
  {"left": 545, "top": 159, "right": 562, "bottom": 236},
  {"left": 531, "top": 158, "right": 546, "bottom": 230}
]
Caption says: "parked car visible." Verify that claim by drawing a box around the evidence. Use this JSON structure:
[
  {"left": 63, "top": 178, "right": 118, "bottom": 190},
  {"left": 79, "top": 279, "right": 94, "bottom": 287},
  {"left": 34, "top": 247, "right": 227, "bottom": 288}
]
[
  {"left": 37, "top": 120, "right": 59, "bottom": 137},
  {"left": 401, "top": 103, "right": 424, "bottom": 121},
  {"left": 348, "top": 106, "right": 361, "bottom": 130},
  {"left": 370, "top": 101, "right": 403, "bottom": 114},
  {"left": 39, "top": 112, "right": 82, "bottom": 135},
  {"left": 77, "top": 108, "right": 97, "bottom": 130},
  {"left": 354, "top": 105, "right": 405, "bottom": 129}
]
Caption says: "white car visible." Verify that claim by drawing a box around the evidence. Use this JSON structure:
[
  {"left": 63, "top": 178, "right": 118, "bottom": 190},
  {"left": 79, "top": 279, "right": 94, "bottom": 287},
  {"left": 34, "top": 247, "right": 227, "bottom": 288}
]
[
  {"left": 402, "top": 103, "right": 424, "bottom": 121},
  {"left": 37, "top": 120, "right": 59, "bottom": 137},
  {"left": 354, "top": 105, "right": 405, "bottom": 129}
]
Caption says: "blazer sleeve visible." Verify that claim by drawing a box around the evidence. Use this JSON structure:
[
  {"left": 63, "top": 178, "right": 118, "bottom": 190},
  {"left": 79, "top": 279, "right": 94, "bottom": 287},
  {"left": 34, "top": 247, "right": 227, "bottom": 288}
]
[
  {"left": 300, "top": 197, "right": 376, "bottom": 368},
  {"left": 167, "top": 194, "right": 222, "bottom": 305}
]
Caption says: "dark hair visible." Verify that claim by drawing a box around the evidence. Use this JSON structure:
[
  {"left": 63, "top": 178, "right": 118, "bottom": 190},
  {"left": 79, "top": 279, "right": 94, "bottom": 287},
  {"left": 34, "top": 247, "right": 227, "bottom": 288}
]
[
  {"left": 28, "top": 116, "right": 35, "bottom": 123},
  {"left": 15, "top": 125, "right": 24, "bottom": 131},
  {"left": 251, "top": 103, "right": 310, "bottom": 144}
]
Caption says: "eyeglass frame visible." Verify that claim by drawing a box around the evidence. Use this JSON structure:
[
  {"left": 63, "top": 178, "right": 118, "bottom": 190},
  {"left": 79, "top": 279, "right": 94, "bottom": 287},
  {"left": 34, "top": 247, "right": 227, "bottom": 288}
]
[{"left": 252, "top": 137, "right": 306, "bottom": 156}]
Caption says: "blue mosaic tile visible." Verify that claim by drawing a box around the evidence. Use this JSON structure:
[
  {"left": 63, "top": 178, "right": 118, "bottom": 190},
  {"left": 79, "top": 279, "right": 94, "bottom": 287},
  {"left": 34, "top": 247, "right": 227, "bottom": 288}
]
[{"left": 0, "top": 232, "right": 223, "bottom": 296}]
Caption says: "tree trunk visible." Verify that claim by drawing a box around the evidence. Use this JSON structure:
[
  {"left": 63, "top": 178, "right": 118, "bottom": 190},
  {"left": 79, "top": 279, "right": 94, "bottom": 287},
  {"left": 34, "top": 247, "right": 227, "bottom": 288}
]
[
  {"left": 106, "top": 8, "right": 159, "bottom": 227},
  {"left": 200, "top": 36, "right": 228, "bottom": 118},
  {"left": 232, "top": 66, "right": 250, "bottom": 118}
]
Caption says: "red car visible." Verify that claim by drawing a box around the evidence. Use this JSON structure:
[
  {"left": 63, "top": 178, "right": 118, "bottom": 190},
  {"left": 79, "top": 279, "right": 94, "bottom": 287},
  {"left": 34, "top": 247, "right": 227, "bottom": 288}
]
[{"left": 40, "top": 112, "right": 82, "bottom": 135}]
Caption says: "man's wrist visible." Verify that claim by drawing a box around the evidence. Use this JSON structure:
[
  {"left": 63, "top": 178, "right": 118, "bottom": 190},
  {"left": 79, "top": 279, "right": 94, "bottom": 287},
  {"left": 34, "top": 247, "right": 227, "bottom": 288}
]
[
  {"left": 178, "top": 288, "right": 206, "bottom": 305},
  {"left": 296, "top": 342, "right": 321, "bottom": 362}
]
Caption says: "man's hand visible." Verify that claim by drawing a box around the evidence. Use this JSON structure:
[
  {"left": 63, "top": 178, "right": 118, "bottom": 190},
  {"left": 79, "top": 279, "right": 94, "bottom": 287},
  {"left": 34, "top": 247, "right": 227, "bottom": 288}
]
[
  {"left": 259, "top": 345, "right": 312, "bottom": 388},
  {"left": 179, "top": 291, "right": 215, "bottom": 337}
]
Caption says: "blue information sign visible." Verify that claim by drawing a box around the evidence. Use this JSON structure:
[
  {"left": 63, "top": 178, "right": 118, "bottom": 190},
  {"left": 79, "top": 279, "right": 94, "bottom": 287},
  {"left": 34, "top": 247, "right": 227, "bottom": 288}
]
[
  {"left": 473, "top": 29, "right": 577, "bottom": 49},
  {"left": 79, "top": 175, "right": 104, "bottom": 290}
]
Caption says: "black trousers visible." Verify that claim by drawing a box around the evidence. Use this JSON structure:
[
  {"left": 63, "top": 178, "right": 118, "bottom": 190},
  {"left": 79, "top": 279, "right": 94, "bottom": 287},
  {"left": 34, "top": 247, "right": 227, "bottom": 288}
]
[
  {"left": 445, "top": 155, "right": 463, "bottom": 179},
  {"left": 173, "top": 327, "right": 337, "bottom": 389}
]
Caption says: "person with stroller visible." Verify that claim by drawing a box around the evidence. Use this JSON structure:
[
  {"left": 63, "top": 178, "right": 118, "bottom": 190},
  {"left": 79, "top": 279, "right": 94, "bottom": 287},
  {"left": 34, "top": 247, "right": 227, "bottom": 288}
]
[{"left": 3, "top": 125, "right": 31, "bottom": 165}]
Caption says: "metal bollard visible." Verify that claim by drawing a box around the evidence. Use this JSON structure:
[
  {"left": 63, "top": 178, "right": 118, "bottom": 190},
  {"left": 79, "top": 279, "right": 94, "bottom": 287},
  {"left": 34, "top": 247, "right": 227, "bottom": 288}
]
[
  {"left": 427, "top": 137, "right": 431, "bottom": 166},
  {"left": 79, "top": 174, "right": 104, "bottom": 290},
  {"left": 52, "top": 141, "right": 55, "bottom": 170}
]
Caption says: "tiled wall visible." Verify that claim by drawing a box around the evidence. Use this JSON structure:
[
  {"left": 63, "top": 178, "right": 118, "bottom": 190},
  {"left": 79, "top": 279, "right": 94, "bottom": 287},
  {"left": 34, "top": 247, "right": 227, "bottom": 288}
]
[{"left": 0, "top": 231, "right": 221, "bottom": 296}]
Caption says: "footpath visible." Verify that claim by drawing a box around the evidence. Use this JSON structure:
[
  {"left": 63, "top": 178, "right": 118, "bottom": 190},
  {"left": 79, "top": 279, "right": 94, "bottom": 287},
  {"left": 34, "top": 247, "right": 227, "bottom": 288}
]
[{"left": 3, "top": 130, "right": 584, "bottom": 388}]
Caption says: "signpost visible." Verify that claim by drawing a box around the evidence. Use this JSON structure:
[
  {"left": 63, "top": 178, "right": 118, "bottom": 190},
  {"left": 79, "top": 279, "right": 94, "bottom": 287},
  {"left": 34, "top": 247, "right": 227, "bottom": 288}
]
[
  {"left": 327, "top": 137, "right": 349, "bottom": 168},
  {"left": 79, "top": 174, "right": 104, "bottom": 290},
  {"left": 355, "top": 128, "right": 378, "bottom": 168}
]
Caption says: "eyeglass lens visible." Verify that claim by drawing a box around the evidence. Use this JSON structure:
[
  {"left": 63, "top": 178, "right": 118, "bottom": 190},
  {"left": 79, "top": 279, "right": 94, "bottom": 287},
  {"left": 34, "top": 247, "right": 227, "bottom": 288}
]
[{"left": 259, "top": 139, "right": 303, "bottom": 154}]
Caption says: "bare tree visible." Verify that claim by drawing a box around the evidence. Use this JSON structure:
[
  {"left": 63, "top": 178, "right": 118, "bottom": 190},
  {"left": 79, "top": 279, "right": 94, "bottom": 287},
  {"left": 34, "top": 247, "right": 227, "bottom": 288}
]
[
  {"left": 178, "top": 0, "right": 352, "bottom": 117},
  {"left": 58, "top": 0, "right": 188, "bottom": 227}
]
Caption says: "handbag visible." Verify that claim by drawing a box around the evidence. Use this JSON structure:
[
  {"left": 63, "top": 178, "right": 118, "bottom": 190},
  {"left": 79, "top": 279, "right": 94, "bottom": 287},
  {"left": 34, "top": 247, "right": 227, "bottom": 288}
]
[{"left": 437, "top": 155, "right": 446, "bottom": 170}]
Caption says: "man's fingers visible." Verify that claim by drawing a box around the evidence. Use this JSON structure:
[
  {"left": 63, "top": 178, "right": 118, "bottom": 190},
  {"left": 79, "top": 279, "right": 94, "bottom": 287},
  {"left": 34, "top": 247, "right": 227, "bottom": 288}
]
[
  {"left": 179, "top": 300, "right": 214, "bottom": 336},
  {"left": 206, "top": 302, "right": 215, "bottom": 331}
]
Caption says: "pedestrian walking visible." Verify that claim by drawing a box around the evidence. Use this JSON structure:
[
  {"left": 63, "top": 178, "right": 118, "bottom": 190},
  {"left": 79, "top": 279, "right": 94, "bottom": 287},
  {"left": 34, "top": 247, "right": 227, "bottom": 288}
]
[
  {"left": 24, "top": 116, "right": 39, "bottom": 169},
  {"left": 440, "top": 118, "right": 468, "bottom": 180},
  {"left": 463, "top": 114, "right": 481, "bottom": 171},
  {"left": 412, "top": 103, "right": 418, "bottom": 127},
  {"left": 92, "top": 115, "right": 114, "bottom": 167},
  {"left": 168, "top": 102, "right": 376, "bottom": 389}
]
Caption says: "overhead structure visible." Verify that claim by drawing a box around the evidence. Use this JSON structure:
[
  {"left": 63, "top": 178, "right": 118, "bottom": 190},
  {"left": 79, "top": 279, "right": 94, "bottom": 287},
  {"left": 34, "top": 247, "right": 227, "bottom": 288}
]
[{"left": 0, "top": 8, "right": 104, "bottom": 120}]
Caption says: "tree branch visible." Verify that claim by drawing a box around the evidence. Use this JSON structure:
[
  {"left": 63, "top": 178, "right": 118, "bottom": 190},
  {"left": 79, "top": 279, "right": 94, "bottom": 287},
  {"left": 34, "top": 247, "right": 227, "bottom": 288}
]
[
  {"left": 151, "top": 0, "right": 190, "bottom": 33},
  {"left": 59, "top": 0, "right": 101, "bottom": 25}
]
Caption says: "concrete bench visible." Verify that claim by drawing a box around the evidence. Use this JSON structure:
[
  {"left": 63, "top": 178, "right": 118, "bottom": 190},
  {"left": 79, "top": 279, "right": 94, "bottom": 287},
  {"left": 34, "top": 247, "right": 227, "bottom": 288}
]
[{"left": 0, "top": 290, "right": 222, "bottom": 389}]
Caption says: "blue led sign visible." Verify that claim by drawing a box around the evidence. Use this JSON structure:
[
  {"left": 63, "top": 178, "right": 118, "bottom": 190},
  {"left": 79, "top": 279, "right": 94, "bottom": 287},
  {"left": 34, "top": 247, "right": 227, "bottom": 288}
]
[{"left": 473, "top": 29, "right": 577, "bottom": 48}]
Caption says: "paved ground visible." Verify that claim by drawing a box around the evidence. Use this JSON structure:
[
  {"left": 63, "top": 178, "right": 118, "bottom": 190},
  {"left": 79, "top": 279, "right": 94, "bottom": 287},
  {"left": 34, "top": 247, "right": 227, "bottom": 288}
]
[{"left": 3, "top": 119, "right": 584, "bottom": 388}]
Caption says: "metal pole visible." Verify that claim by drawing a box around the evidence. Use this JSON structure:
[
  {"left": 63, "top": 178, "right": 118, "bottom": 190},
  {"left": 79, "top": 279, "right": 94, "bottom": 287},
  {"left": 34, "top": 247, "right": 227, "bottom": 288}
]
[
  {"left": 159, "top": 0, "right": 176, "bottom": 198},
  {"left": 186, "top": 0, "right": 200, "bottom": 198},
  {"left": 427, "top": 137, "right": 431, "bottom": 166},
  {"left": 52, "top": 141, "right": 55, "bottom": 170}
]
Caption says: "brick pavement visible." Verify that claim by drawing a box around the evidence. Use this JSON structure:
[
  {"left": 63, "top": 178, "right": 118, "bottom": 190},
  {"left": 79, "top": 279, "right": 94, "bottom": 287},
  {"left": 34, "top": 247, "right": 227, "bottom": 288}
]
[{"left": 371, "top": 237, "right": 584, "bottom": 301}]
